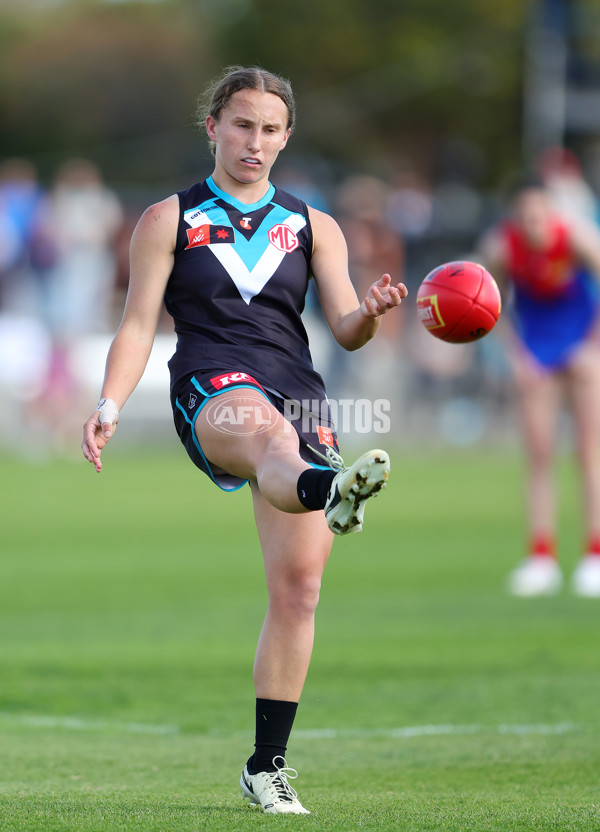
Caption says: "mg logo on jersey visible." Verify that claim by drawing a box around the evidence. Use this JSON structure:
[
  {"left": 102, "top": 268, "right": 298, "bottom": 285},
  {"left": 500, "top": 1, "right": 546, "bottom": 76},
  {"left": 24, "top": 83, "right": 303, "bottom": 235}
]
[{"left": 268, "top": 224, "right": 299, "bottom": 253}]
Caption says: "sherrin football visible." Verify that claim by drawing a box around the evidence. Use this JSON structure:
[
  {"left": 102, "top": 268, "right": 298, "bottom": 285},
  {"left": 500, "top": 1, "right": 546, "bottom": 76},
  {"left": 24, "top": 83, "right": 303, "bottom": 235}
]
[{"left": 416, "top": 260, "right": 501, "bottom": 343}]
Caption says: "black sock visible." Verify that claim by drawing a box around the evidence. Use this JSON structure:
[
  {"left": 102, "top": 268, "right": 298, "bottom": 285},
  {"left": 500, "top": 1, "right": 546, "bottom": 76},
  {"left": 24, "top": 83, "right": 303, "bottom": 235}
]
[
  {"left": 246, "top": 698, "right": 298, "bottom": 774},
  {"left": 296, "top": 468, "right": 336, "bottom": 511}
]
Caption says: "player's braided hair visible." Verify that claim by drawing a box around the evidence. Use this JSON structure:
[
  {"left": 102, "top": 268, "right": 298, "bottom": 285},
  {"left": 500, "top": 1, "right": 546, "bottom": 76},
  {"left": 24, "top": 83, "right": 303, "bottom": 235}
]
[{"left": 197, "top": 66, "right": 296, "bottom": 156}]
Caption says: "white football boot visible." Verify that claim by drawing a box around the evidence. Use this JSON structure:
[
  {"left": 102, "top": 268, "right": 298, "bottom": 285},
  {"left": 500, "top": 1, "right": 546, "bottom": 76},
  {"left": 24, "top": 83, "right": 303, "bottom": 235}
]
[
  {"left": 240, "top": 756, "right": 310, "bottom": 814},
  {"left": 507, "top": 557, "right": 563, "bottom": 597},
  {"left": 571, "top": 555, "right": 600, "bottom": 598},
  {"left": 316, "top": 446, "right": 390, "bottom": 535}
]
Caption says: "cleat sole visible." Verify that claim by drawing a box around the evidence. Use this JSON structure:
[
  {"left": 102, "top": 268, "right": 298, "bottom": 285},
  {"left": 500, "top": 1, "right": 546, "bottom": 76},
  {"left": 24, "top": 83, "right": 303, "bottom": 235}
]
[{"left": 326, "top": 450, "right": 390, "bottom": 535}]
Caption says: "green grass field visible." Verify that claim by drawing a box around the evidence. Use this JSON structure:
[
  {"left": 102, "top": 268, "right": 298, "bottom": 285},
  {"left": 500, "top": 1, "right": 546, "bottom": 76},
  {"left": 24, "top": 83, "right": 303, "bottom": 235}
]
[{"left": 1, "top": 443, "right": 599, "bottom": 831}]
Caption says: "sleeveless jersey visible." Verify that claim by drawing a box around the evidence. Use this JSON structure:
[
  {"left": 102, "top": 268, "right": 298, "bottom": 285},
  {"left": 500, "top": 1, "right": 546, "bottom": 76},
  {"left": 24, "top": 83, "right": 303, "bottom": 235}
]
[
  {"left": 165, "top": 177, "right": 327, "bottom": 404},
  {"left": 501, "top": 218, "right": 599, "bottom": 367},
  {"left": 502, "top": 219, "right": 576, "bottom": 300}
]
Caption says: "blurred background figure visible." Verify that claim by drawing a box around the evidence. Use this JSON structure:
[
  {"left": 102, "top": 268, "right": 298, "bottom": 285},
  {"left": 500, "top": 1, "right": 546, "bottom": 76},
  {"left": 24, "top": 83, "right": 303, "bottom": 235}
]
[
  {"left": 37, "top": 158, "right": 124, "bottom": 336},
  {"left": 0, "top": 157, "right": 43, "bottom": 311},
  {"left": 334, "top": 174, "right": 406, "bottom": 436},
  {"left": 385, "top": 163, "right": 436, "bottom": 301},
  {"left": 537, "top": 146, "right": 599, "bottom": 222},
  {"left": 386, "top": 166, "right": 434, "bottom": 244},
  {"left": 405, "top": 317, "right": 483, "bottom": 446},
  {"left": 480, "top": 173, "right": 600, "bottom": 597},
  {"left": 26, "top": 159, "right": 124, "bottom": 456},
  {"left": 0, "top": 158, "right": 53, "bottom": 454}
]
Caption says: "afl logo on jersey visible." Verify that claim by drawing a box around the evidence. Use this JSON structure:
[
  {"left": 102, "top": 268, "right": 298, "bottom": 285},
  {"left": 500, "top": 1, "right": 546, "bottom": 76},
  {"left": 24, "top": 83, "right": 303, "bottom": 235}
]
[
  {"left": 268, "top": 224, "right": 299, "bottom": 253},
  {"left": 185, "top": 224, "right": 234, "bottom": 249}
]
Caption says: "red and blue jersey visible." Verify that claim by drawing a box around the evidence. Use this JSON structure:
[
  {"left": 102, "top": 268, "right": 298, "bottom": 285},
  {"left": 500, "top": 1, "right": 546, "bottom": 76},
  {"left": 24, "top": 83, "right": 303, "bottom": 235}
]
[
  {"left": 503, "top": 219, "right": 577, "bottom": 300},
  {"left": 501, "top": 219, "right": 599, "bottom": 368}
]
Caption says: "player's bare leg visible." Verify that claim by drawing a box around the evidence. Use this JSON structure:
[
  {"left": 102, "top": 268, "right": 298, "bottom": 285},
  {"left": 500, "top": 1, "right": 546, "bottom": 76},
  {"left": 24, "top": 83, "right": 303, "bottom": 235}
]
[
  {"left": 194, "top": 390, "right": 309, "bottom": 512},
  {"left": 237, "top": 486, "right": 332, "bottom": 813},
  {"left": 517, "top": 366, "right": 561, "bottom": 541},
  {"left": 566, "top": 342, "right": 600, "bottom": 596},
  {"left": 508, "top": 357, "right": 563, "bottom": 595},
  {"left": 194, "top": 390, "right": 389, "bottom": 808},
  {"left": 194, "top": 389, "right": 390, "bottom": 530},
  {"left": 251, "top": 485, "right": 332, "bottom": 700}
]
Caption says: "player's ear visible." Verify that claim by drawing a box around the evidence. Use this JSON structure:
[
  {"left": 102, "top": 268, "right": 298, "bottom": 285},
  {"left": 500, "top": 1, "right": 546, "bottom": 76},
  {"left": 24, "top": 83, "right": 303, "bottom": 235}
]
[
  {"left": 206, "top": 115, "right": 218, "bottom": 143},
  {"left": 280, "top": 128, "right": 291, "bottom": 151}
]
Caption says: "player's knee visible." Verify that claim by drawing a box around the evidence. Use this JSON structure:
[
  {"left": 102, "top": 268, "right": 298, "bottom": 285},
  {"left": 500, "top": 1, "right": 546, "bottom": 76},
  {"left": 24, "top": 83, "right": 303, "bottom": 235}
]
[
  {"left": 524, "top": 428, "right": 555, "bottom": 468},
  {"left": 270, "top": 570, "right": 322, "bottom": 618},
  {"left": 528, "top": 443, "right": 554, "bottom": 470}
]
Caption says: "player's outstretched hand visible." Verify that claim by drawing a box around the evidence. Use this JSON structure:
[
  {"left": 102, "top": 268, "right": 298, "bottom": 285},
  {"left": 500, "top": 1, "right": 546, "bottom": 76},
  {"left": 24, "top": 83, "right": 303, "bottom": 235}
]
[
  {"left": 361, "top": 274, "right": 408, "bottom": 318},
  {"left": 81, "top": 399, "right": 119, "bottom": 473}
]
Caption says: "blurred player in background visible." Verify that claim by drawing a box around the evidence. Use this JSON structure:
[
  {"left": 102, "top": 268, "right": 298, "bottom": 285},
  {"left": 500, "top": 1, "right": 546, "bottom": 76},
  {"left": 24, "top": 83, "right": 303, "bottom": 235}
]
[
  {"left": 537, "top": 146, "right": 598, "bottom": 224},
  {"left": 82, "top": 66, "right": 407, "bottom": 813},
  {"left": 335, "top": 174, "right": 406, "bottom": 419},
  {"left": 480, "top": 173, "right": 600, "bottom": 597},
  {"left": 31, "top": 159, "right": 123, "bottom": 455}
]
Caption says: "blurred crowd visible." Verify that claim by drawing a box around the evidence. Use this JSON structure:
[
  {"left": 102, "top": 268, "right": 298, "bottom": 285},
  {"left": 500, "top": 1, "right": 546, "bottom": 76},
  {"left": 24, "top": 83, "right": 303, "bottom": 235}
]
[
  {"left": 1, "top": 149, "right": 598, "bottom": 458},
  {"left": 0, "top": 157, "right": 125, "bottom": 457}
]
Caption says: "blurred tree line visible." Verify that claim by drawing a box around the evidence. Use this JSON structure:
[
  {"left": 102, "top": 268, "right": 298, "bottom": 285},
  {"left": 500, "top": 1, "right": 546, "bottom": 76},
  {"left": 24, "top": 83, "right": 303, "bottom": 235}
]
[{"left": 0, "top": 0, "right": 526, "bottom": 194}]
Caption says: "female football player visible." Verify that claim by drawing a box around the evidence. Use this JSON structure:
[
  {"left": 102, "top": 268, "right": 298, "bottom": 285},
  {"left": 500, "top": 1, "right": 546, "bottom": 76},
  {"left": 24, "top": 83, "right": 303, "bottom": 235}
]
[
  {"left": 82, "top": 66, "right": 407, "bottom": 813},
  {"left": 480, "top": 174, "right": 600, "bottom": 598}
]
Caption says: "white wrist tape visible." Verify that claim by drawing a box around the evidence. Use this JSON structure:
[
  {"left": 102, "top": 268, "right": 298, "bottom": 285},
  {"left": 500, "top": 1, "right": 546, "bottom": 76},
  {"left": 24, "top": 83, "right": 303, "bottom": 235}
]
[{"left": 97, "top": 397, "right": 119, "bottom": 426}]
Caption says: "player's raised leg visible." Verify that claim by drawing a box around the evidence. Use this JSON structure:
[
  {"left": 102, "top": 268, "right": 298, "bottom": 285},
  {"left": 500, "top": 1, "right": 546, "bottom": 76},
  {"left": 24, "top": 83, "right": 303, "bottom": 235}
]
[
  {"left": 194, "top": 388, "right": 390, "bottom": 531},
  {"left": 194, "top": 389, "right": 311, "bottom": 512}
]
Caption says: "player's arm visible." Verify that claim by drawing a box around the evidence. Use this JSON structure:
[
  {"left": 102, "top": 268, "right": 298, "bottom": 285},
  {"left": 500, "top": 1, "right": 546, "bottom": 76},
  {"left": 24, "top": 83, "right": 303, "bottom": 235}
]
[
  {"left": 478, "top": 227, "right": 509, "bottom": 293},
  {"left": 81, "top": 195, "right": 178, "bottom": 472},
  {"left": 568, "top": 216, "right": 600, "bottom": 278},
  {"left": 308, "top": 207, "right": 407, "bottom": 351}
]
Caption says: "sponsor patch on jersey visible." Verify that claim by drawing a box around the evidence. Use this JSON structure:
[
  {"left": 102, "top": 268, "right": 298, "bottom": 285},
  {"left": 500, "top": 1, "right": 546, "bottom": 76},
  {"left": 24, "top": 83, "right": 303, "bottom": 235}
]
[
  {"left": 416, "top": 294, "right": 445, "bottom": 330},
  {"left": 317, "top": 425, "right": 335, "bottom": 447},
  {"left": 185, "top": 224, "right": 235, "bottom": 249},
  {"left": 210, "top": 371, "right": 266, "bottom": 392},
  {"left": 268, "top": 224, "right": 299, "bottom": 253}
]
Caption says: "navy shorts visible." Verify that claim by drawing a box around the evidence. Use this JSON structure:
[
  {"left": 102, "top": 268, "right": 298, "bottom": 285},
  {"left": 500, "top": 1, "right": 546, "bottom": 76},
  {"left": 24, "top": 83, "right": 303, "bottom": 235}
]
[{"left": 171, "top": 370, "right": 339, "bottom": 491}]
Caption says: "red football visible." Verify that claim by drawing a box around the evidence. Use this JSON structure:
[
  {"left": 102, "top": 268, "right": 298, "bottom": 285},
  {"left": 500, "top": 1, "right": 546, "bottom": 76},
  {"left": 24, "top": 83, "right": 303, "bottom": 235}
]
[{"left": 416, "top": 260, "right": 501, "bottom": 343}]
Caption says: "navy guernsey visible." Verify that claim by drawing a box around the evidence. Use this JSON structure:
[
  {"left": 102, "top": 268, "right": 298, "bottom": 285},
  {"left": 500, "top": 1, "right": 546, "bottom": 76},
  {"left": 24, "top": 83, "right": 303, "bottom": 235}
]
[{"left": 165, "top": 177, "right": 328, "bottom": 404}]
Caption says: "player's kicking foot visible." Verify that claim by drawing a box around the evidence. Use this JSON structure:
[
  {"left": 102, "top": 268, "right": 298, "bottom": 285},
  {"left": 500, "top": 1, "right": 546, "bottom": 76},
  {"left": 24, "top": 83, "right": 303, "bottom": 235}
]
[
  {"left": 240, "top": 756, "right": 310, "bottom": 814},
  {"left": 324, "top": 448, "right": 390, "bottom": 535}
]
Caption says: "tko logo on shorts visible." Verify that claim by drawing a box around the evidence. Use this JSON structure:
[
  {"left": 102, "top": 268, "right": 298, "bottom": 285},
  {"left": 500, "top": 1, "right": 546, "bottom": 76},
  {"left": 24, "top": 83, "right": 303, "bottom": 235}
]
[
  {"left": 185, "top": 225, "right": 234, "bottom": 249},
  {"left": 416, "top": 294, "right": 445, "bottom": 330},
  {"left": 210, "top": 372, "right": 266, "bottom": 392},
  {"left": 268, "top": 224, "right": 299, "bottom": 253}
]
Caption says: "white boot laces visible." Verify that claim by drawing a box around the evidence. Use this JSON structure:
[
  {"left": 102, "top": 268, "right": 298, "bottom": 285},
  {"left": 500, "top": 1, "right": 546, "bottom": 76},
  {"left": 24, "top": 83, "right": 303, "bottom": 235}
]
[
  {"left": 269, "top": 756, "right": 300, "bottom": 803},
  {"left": 306, "top": 443, "right": 346, "bottom": 472}
]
